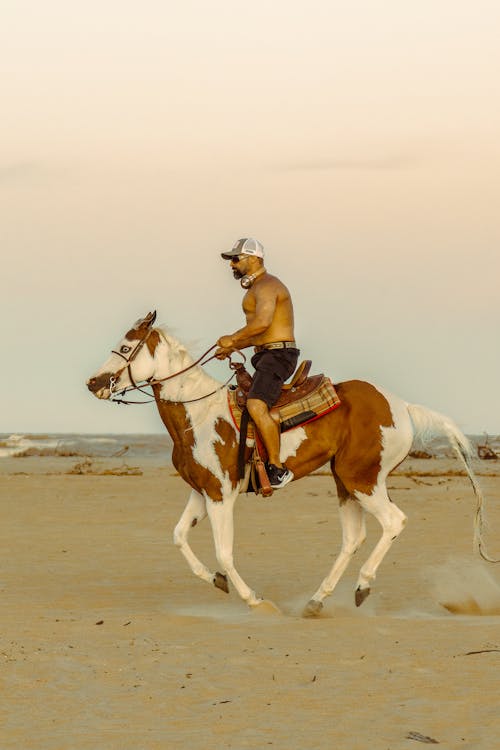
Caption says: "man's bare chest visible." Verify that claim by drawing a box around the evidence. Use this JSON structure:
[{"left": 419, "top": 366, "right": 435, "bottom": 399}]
[{"left": 242, "top": 292, "right": 256, "bottom": 318}]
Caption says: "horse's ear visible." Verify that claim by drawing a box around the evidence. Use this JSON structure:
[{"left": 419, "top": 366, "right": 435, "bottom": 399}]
[{"left": 144, "top": 310, "right": 157, "bottom": 328}]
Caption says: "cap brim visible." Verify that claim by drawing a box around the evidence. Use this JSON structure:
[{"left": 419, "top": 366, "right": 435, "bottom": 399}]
[{"left": 221, "top": 251, "right": 240, "bottom": 260}]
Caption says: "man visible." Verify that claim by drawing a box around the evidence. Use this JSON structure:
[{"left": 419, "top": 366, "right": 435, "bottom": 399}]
[{"left": 216, "top": 238, "right": 299, "bottom": 489}]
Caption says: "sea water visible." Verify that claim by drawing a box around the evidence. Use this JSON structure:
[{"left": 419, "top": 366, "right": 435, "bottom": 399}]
[
  {"left": 0, "top": 433, "right": 173, "bottom": 461},
  {"left": 0, "top": 432, "right": 496, "bottom": 461}
]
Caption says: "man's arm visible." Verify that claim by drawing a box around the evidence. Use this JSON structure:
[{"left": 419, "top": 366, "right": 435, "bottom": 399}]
[{"left": 216, "top": 289, "right": 277, "bottom": 357}]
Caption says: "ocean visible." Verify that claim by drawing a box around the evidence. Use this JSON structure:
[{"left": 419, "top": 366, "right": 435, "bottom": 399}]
[
  {"left": 0, "top": 433, "right": 173, "bottom": 461},
  {"left": 0, "top": 432, "right": 498, "bottom": 461}
]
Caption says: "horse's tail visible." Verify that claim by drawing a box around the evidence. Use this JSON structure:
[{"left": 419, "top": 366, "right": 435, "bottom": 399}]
[{"left": 407, "top": 403, "right": 499, "bottom": 564}]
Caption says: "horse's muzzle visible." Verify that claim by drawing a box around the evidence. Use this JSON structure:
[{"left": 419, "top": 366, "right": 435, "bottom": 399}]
[{"left": 87, "top": 373, "right": 112, "bottom": 399}]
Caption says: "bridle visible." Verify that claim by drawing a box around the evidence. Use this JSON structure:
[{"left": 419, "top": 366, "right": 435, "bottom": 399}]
[
  {"left": 109, "top": 327, "right": 244, "bottom": 406},
  {"left": 110, "top": 328, "right": 156, "bottom": 394}
]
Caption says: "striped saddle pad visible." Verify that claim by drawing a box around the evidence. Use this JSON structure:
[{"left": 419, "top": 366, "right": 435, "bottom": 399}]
[{"left": 227, "top": 376, "right": 341, "bottom": 437}]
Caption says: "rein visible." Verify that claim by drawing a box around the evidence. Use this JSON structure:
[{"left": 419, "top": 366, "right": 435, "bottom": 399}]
[{"left": 110, "top": 336, "right": 245, "bottom": 406}]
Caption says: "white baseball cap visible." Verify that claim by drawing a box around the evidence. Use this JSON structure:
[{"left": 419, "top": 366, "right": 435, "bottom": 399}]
[{"left": 221, "top": 237, "right": 265, "bottom": 260}]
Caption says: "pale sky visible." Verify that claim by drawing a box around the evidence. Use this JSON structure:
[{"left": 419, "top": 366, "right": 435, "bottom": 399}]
[{"left": 2, "top": 1, "right": 499, "bottom": 435}]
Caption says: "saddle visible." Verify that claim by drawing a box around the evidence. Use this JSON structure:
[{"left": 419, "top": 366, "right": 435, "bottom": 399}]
[
  {"left": 228, "top": 361, "right": 341, "bottom": 495},
  {"left": 232, "top": 360, "right": 324, "bottom": 412}
]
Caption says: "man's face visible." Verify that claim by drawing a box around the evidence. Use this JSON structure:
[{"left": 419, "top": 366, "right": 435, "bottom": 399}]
[{"left": 229, "top": 254, "right": 250, "bottom": 280}]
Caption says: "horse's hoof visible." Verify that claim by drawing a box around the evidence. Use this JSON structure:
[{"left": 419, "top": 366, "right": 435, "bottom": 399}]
[
  {"left": 355, "top": 586, "right": 370, "bottom": 607},
  {"left": 303, "top": 600, "right": 323, "bottom": 618},
  {"left": 250, "top": 599, "right": 282, "bottom": 615},
  {"left": 213, "top": 572, "right": 229, "bottom": 593}
]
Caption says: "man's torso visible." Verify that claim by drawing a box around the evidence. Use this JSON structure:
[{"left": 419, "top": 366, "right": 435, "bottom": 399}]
[{"left": 242, "top": 273, "right": 295, "bottom": 346}]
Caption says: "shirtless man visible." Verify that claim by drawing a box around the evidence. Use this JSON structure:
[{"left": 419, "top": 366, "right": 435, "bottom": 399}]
[{"left": 216, "top": 238, "right": 299, "bottom": 489}]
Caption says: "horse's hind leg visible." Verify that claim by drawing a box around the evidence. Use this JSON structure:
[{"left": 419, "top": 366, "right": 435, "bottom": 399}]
[
  {"left": 304, "top": 491, "right": 367, "bottom": 617},
  {"left": 354, "top": 485, "right": 407, "bottom": 606},
  {"left": 173, "top": 489, "right": 218, "bottom": 587}
]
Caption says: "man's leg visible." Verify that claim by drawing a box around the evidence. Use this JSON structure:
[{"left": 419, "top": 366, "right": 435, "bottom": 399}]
[
  {"left": 246, "top": 398, "right": 293, "bottom": 489},
  {"left": 245, "top": 350, "right": 297, "bottom": 489},
  {"left": 246, "top": 397, "right": 282, "bottom": 466}
]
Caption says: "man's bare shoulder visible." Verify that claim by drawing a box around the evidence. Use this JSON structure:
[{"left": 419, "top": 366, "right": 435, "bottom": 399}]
[{"left": 255, "top": 273, "right": 290, "bottom": 297}]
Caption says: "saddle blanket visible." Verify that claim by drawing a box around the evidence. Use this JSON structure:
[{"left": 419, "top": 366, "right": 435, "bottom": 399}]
[{"left": 227, "top": 376, "right": 341, "bottom": 438}]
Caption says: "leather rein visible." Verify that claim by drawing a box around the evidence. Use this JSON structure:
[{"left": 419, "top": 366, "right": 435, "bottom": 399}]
[{"left": 109, "top": 330, "right": 243, "bottom": 406}]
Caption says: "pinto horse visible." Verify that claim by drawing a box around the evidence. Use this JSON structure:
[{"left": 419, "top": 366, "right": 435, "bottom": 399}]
[{"left": 87, "top": 312, "right": 496, "bottom": 616}]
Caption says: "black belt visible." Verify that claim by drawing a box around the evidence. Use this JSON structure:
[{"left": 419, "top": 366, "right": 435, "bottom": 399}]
[{"left": 254, "top": 341, "right": 297, "bottom": 352}]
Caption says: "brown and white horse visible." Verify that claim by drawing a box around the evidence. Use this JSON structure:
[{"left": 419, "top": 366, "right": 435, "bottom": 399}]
[{"left": 87, "top": 312, "right": 496, "bottom": 616}]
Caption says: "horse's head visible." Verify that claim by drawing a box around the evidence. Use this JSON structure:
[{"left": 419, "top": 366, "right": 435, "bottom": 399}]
[{"left": 87, "top": 311, "right": 158, "bottom": 399}]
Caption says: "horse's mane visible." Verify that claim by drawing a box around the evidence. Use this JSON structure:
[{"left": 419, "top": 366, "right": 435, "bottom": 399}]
[
  {"left": 156, "top": 326, "right": 193, "bottom": 361},
  {"left": 155, "top": 326, "right": 219, "bottom": 387}
]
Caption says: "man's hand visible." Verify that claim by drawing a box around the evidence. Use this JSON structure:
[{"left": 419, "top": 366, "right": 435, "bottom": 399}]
[
  {"left": 215, "top": 347, "right": 232, "bottom": 360},
  {"left": 215, "top": 335, "right": 235, "bottom": 360}
]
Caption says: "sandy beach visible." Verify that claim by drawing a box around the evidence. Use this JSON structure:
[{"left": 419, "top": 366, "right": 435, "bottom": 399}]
[{"left": 1, "top": 454, "right": 500, "bottom": 749}]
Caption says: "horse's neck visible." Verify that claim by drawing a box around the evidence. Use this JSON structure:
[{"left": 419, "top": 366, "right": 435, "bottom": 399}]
[
  {"left": 152, "top": 389, "right": 196, "bottom": 448},
  {"left": 151, "top": 333, "right": 230, "bottom": 450},
  {"left": 151, "top": 334, "right": 235, "bottom": 471},
  {"left": 153, "top": 332, "right": 220, "bottom": 403},
  {"left": 152, "top": 336, "right": 189, "bottom": 401}
]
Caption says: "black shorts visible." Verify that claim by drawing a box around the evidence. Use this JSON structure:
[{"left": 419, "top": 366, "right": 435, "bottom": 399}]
[{"left": 248, "top": 348, "right": 300, "bottom": 407}]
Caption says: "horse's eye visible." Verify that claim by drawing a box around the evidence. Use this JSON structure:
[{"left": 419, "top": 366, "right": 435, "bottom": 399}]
[{"left": 120, "top": 345, "right": 131, "bottom": 354}]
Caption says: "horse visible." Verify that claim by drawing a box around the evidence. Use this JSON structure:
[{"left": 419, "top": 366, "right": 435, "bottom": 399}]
[{"left": 87, "top": 311, "right": 497, "bottom": 616}]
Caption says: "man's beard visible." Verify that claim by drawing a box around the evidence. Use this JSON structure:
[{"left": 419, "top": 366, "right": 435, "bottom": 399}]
[{"left": 232, "top": 269, "right": 244, "bottom": 280}]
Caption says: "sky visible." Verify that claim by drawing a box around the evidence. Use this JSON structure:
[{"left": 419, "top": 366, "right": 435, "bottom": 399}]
[{"left": 2, "top": 1, "right": 499, "bottom": 435}]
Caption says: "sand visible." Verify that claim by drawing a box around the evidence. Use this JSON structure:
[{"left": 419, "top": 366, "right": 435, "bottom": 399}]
[{"left": 1, "top": 455, "right": 500, "bottom": 749}]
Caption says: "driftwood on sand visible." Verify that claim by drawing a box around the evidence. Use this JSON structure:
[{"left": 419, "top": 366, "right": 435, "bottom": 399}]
[{"left": 477, "top": 436, "right": 499, "bottom": 460}]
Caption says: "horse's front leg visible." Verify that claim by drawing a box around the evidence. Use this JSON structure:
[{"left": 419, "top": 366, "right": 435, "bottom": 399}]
[
  {"left": 206, "top": 490, "right": 263, "bottom": 608},
  {"left": 173, "top": 489, "right": 223, "bottom": 588}
]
